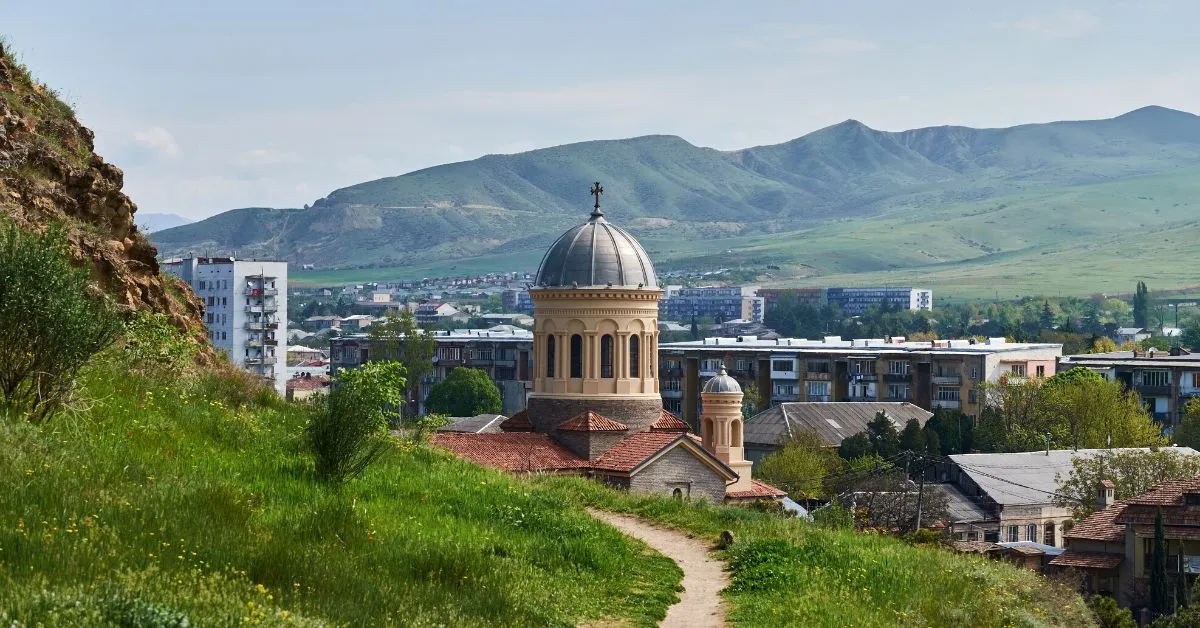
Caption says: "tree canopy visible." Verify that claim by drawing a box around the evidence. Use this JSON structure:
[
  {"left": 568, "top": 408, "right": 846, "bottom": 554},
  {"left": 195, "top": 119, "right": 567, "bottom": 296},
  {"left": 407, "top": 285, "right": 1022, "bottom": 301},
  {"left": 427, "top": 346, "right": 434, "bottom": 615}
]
[
  {"left": 424, "top": 367, "right": 502, "bottom": 417},
  {"left": 1055, "top": 448, "right": 1200, "bottom": 519},
  {"left": 756, "top": 427, "right": 842, "bottom": 498}
]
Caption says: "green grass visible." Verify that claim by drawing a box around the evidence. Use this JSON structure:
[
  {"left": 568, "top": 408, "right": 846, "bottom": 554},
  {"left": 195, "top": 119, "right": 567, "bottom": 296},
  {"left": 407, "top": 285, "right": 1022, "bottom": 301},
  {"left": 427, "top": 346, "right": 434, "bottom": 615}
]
[
  {"left": 0, "top": 359, "right": 680, "bottom": 626},
  {"left": 1, "top": 352, "right": 1094, "bottom": 626}
]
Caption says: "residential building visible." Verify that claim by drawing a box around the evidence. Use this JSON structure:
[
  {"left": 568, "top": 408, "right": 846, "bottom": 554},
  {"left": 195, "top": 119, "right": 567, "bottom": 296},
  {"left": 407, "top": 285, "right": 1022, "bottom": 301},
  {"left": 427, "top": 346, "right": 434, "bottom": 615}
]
[
  {"left": 1058, "top": 348, "right": 1200, "bottom": 425},
  {"left": 330, "top": 327, "right": 534, "bottom": 415},
  {"left": 826, "top": 287, "right": 933, "bottom": 316},
  {"left": 303, "top": 315, "right": 340, "bottom": 331},
  {"left": 660, "top": 286, "right": 765, "bottom": 324},
  {"left": 415, "top": 302, "right": 462, "bottom": 326},
  {"left": 501, "top": 289, "right": 533, "bottom": 313},
  {"left": 339, "top": 314, "right": 376, "bottom": 330},
  {"left": 428, "top": 188, "right": 784, "bottom": 503},
  {"left": 742, "top": 402, "right": 932, "bottom": 464},
  {"left": 162, "top": 255, "right": 288, "bottom": 394},
  {"left": 757, "top": 287, "right": 825, "bottom": 310},
  {"left": 659, "top": 335, "right": 1060, "bottom": 429},
  {"left": 1114, "top": 327, "right": 1153, "bottom": 345},
  {"left": 1052, "top": 472, "right": 1200, "bottom": 607},
  {"left": 938, "top": 448, "right": 1199, "bottom": 550},
  {"left": 480, "top": 312, "right": 535, "bottom": 327}
]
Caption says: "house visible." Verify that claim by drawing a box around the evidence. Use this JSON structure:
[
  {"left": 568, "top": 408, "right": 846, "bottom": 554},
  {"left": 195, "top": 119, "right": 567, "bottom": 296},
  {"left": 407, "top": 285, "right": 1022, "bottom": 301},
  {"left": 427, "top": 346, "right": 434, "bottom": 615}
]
[
  {"left": 742, "top": 402, "right": 932, "bottom": 464},
  {"left": 480, "top": 312, "right": 535, "bottom": 327},
  {"left": 1059, "top": 348, "right": 1200, "bottom": 425},
  {"left": 415, "top": 302, "right": 461, "bottom": 326},
  {"left": 286, "top": 373, "right": 329, "bottom": 401},
  {"left": 286, "top": 346, "right": 326, "bottom": 366},
  {"left": 339, "top": 314, "right": 376, "bottom": 330},
  {"left": 429, "top": 187, "right": 784, "bottom": 504},
  {"left": 941, "top": 448, "right": 1200, "bottom": 547},
  {"left": 1052, "top": 475, "right": 1200, "bottom": 608},
  {"left": 1115, "top": 327, "right": 1153, "bottom": 345},
  {"left": 304, "top": 315, "right": 341, "bottom": 331}
]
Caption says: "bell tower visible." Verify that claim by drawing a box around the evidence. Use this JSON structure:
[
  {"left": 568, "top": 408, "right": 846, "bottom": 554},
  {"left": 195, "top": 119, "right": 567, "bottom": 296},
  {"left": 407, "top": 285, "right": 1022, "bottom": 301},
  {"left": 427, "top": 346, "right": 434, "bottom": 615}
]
[{"left": 700, "top": 367, "right": 754, "bottom": 492}]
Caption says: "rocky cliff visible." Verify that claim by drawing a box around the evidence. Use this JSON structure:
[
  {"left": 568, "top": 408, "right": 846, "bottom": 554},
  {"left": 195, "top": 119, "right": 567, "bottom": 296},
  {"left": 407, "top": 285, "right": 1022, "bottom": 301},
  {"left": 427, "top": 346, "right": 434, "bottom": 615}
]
[{"left": 0, "top": 41, "right": 208, "bottom": 351}]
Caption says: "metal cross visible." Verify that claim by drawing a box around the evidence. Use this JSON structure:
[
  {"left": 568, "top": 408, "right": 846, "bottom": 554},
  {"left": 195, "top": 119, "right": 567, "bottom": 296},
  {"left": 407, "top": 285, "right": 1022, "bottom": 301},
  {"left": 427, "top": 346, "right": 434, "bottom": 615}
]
[{"left": 590, "top": 181, "right": 604, "bottom": 211}]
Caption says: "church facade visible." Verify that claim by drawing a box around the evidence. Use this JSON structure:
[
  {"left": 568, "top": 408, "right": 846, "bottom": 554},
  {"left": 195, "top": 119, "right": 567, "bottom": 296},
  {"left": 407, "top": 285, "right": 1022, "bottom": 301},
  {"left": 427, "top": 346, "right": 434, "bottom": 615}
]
[{"left": 433, "top": 184, "right": 783, "bottom": 503}]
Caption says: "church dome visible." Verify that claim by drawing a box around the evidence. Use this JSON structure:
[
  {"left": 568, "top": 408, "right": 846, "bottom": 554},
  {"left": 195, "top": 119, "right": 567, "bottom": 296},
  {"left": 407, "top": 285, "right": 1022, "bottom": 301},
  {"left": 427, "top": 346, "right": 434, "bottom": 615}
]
[
  {"left": 535, "top": 184, "right": 658, "bottom": 289},
  {"left": 702, "top": 367, "right": 742, "bottom": 394}
]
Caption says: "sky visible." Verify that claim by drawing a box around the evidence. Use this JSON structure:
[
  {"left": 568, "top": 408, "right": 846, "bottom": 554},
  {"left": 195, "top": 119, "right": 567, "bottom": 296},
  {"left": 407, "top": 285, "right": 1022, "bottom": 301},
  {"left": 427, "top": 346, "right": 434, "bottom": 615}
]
[{"left": 4, "top": 1, "right": 1199, "bottom": 220}]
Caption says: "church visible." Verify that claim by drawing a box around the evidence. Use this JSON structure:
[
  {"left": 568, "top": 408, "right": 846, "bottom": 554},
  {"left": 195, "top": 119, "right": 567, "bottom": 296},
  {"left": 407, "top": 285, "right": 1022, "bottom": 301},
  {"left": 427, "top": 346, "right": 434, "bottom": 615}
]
[{"left": 433, "top": 184, "right": 784, "bottom": 503}]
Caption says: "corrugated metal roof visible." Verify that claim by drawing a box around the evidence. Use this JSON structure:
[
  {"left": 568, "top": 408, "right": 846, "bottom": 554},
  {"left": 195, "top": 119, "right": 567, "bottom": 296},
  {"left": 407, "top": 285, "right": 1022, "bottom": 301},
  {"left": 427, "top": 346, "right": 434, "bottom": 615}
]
[
  {"left": 744, "top": 402, "right": 933, "bottom": 448},
  {"left": 438, "top": 414, "right": 507, "bottom": 434}
]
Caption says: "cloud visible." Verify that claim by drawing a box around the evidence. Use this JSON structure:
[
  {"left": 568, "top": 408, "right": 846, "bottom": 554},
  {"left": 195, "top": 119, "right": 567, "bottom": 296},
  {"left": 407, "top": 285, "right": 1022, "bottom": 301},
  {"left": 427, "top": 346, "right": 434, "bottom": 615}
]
[
  {"left": 1010, "top": 9, "right": 1101, "bottom": 39},
  {"left": 132, "top": 126, "right": 181, "bottom": 157},
  {"left": 802, "top": 38, "right": 879, "bottom": 55}
]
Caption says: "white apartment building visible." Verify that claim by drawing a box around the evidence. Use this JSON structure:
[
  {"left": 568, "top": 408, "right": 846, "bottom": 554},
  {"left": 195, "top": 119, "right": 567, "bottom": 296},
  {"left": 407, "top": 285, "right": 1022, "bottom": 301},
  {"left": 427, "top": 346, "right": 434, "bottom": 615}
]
[{"left": 162, "top": 256, "right": 289, "bottom": 395}]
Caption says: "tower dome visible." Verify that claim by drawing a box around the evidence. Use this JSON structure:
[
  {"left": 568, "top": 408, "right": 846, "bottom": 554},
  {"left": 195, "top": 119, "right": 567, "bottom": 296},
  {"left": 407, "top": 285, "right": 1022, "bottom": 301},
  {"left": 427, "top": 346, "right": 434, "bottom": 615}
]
[
  {"left": 534, "top": 183, "right": 657, "bottom": 289},
  {"left": 702, "top": 367, "right": 742, "bottom": 394}
]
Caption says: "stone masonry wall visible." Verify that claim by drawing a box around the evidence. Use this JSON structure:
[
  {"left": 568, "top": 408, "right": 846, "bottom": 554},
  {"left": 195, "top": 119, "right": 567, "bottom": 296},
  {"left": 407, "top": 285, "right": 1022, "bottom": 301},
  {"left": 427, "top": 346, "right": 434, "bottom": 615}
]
[{"left": 628, "top": 446, "right": 727, "bottom": 503}]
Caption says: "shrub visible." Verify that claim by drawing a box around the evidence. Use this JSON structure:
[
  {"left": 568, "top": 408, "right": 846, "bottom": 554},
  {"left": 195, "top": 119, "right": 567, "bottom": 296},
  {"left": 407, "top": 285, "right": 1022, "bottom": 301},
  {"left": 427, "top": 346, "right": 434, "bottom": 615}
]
[
  {"left": 307, "top": 361, "right": 404, "bottom": 485},
  {"left": 424, "top": 367, "right": 501, "bottom": 417},
  {"left": 1088, "top": 595, "right": 1135, "bottom": 627},
  {"left": 0, "top": 223, "right": 120, "bottom": 421},
  {"left": 121, "top": 310, "right": 201, "bottom": 375}
]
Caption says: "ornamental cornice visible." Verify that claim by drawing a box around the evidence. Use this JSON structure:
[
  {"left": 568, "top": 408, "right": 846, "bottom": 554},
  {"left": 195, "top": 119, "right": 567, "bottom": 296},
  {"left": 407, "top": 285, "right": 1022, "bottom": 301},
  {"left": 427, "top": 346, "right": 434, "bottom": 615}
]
[
  {"left": 536, "top": 308, "right": 660, "bottom": 318},
  {"left": 531, "top": 289, "right": 662, "bottom": 302}
]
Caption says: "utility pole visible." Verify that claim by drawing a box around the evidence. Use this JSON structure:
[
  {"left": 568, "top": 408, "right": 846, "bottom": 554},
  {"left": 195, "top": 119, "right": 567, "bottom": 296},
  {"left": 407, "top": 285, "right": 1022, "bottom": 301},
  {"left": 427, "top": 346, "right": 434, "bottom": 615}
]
[{"left": 914, "top": 457, "right": 926, "bottom": 531}]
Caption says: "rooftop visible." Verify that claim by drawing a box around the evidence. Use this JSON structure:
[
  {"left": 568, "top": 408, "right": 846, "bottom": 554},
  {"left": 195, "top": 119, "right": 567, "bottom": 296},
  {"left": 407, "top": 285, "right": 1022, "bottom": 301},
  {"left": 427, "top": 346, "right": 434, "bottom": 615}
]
[
  {"left": 745, "top": 402, "right": 933, "bottom": 448},
  {"left": 661, "top": 335, "right": 1059, "bottom": 355},
  {"left": 438, "top": 414, "right": 508, "bottom": 434},
  {"left": 1061, "top": 350, "right": 1200, "bottom": 367}
]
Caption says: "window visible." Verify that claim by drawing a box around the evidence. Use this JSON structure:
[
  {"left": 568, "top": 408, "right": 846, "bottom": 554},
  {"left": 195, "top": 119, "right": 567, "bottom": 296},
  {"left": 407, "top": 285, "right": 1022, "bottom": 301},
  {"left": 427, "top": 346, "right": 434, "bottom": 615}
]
[
  {"left": 936, "top": 387, "right": 960, "bottom": 401},
  {"left": 851, "top": 359, "right": 874, "bottom": 374},
  {"left": 1141, "top": 370, "right": 1171, "bottom": 387},
  {"left": 1009, "top": 364, "right": 1026, "bottom": 377},
  {"left": 471, "top": 347, "right": 494, "bottom": 361},
  {"left": 570, "top": 334, "right": 583, "bottom": 378},
  {"left": 970, "top": 367, "right": 978, "bottom": 381},
  {"left": 207, "top": 296, "right": 215, "bottom": 306},
  {"left": 772, "top": 359, "right": 793, "bottom": 372},
  {"left": 702, "top": 358, "right": 724, "bottom": 372},
  {"left": 1008, "top": 525, "right": 1019, "bottom": 543},
  {"left": 1186, "top": 494, "right": 1200, "bottom": 506},
  {"left": 198, "top": 280, "right": 206, "bottom": 290},
  {"left": 806, "top": 381, "right": 830, "bottom": 398},
  {"left": 221, "top": 331, "right": 226, "bottom": 341},
  {"left": 359, "top": 348, "right": 369, "bottom": 363},
  {"left": 1044, "top": 523, "right": 1056, "bottom": 547},
  {"left": 663, "top": 379, "right": 681, "bottom": 391},
  {"left": 731, "top": 419, "right": 742, "bottom": 447},
  {"left": 806, "top": 360, "right": 830, "bottom": 374},
  {"left": 206, "top": 313, "right": 213, "bottom": 323},
  {"left": 887, "top": 384, "right": 910, "bottom": 400},
  {"left": 600, "top": 335, "right": 614, "bottom": 378},
  {"left": 629, "top": 335, "right": 640, "bottom": 378},
  {"left": 1027, "top": 524, "right": 1037, "bottom": 542},
  {"left": 1036, "top": 365, "right": 1046, "bottom": 378},
  {"left": 734, "top": 359, "right": 751, "bottom": 372},
  {"left": 774, "top": 383, "right": 795, "bottom": 396},
  {"left": 968, "top": 389, "right": 978, "bottom": 404},
  {"left": 546, "top": 336, "right": 555, "bottom": 377},
  {"left": 222, "top": 297, "right": 227, "bottom": 306},
  {"left": 672, "top": 488, "right": 683, "bottom": 499},
  {"left": 889, "top": 361, "right": 910, "bottom": 376}
]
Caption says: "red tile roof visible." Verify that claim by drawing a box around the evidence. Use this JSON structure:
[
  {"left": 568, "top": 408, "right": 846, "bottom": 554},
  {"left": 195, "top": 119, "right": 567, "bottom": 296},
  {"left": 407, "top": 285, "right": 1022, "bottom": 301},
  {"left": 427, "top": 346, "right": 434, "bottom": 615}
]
[
  {"left": 499, "top": 410, "right": 532, "bottom": 432},
  {"left": 1049, "top": 551, "right": 1123, "bottom": 570},
  {"left": 650, "top": 410, "right": 690, "bottom": 432},
  {"left": 1064, "top": 500, "right": 1128, "bottom": 542},
  {"left": 591, "top": 432, "right": 685, "bottom": 472},
  {"left": 727, "top": 479, "right": 788, "bottom": 499},
  {"left": 1125, "top": 476, "right": 1200, "bottom": 506},
  {"left": 287, "top": 375, "right": 330, "bottom": 391},
  {"left": 431, "top": 433, "right": 587, "bottom": 472},
  {"left": 557, "top": 410, "right": 628, "bottom": 432}
]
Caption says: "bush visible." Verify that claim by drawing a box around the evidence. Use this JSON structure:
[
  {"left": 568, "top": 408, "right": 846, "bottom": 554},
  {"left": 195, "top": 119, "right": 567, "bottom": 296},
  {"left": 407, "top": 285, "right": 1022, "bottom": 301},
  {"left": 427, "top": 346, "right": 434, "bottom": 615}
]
[
  {"left": 121, "top": 310, "right": 200, "bottom": 375},
  {"left": 0, "top": 223, "right": 120, "bottom": 421},
  {"left": 1088, "top": 595, "right": 1135, "bottom": 627},
  {"left": 424, "top": 367, "right": 501, "bottom": 417},
  {"left": 307, "top": 361, "right": 404, "bottom": 485}
]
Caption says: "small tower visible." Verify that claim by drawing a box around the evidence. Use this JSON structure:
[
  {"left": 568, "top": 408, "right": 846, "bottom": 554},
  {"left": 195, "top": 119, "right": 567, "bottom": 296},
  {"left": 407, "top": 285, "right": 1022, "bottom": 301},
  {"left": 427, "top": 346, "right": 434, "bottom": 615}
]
[{"left": 700, "top": 367, "right": 753, "bottom": 492}]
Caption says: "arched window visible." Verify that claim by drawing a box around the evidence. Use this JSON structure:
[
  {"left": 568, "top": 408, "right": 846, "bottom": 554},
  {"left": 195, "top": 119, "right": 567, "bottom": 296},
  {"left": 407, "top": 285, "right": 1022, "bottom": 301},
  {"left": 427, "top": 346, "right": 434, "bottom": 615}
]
[
  {"left": 1027, "top": 524, "right": 1037, "bottom": 542},
  {"left": 629, "top": 335, "right": 640, "bottom": 378},
  {"left": 672, "top": 488, "right": 683, "bottom": 499},
  {"left": 731, "top": 419, "right": 743, "bottom": 447},
  {"left": 600, "top": 334, "right": 614, "bottom": 378},
  {"left": 570, "top": 334, "right": 583, "bottom": 378},
  {"left": 546, "top": 335, "right": 556, "bottom": 378},
  {"left": 702, "top": 418, "right": 714, "bottom": 449}
]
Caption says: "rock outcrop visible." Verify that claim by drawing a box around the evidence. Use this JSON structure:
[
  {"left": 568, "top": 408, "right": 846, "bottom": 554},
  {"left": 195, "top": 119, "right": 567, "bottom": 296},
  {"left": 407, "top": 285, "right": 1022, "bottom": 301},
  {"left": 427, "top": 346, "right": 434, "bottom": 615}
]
[{"left": 0, "top": 41, "right": 209, "bottom": 353}]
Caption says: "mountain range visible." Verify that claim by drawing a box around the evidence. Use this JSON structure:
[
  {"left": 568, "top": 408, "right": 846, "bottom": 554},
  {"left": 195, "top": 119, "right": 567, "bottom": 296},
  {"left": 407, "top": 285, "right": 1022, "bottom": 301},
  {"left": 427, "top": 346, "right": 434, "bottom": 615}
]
[
  {"left": 150, "top": 106, "right": 1200, "bottom": 295},
  {"left": 138, "top": 212, "right": 193, "bottom": 233}
]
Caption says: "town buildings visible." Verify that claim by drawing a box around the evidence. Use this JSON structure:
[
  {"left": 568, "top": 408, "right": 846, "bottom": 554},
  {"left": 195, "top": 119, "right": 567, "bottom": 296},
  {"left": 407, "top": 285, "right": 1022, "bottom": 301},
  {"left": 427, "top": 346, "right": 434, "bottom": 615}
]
[
  {"left": 659, "top": 335, "right": 1061, "bottom": 428},
  {"left": 757, "top": 286, "right": 933, "bottom": 315},
  {"left": 429, "top": 186, "right": 783, "bottom": 503},
  {"left": 1058, "top": 348, "right": 1200, "bottom": 425},
  {"left": 330, "top": 327, "right": 534, "bottom": 416},
  {"left": 660, "top": 286, "right": 765, "bottom": 324},
  {"left": 742, "top": 402, "right": 932, "bottom": 464},
  {"left": 1052, "top": 471, "right": 1200, "bottom": 607},
  {"left": 162, "top": 255, "right": 288, "bottom": 394}
]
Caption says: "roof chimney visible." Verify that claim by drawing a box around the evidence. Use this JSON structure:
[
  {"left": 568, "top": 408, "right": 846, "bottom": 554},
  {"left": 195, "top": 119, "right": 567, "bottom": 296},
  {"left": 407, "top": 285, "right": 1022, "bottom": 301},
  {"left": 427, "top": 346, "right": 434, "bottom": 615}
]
[{"left": 1097, "top": 479, "right": 1115, "bottom": 512}]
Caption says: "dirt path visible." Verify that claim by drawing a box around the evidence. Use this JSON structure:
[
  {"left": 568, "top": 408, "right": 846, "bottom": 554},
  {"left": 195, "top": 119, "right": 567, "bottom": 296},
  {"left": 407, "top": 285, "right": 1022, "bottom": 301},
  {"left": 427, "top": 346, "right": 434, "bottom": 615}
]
[{"left": 588, "top": 509, "right": 728, "bottom": 628}]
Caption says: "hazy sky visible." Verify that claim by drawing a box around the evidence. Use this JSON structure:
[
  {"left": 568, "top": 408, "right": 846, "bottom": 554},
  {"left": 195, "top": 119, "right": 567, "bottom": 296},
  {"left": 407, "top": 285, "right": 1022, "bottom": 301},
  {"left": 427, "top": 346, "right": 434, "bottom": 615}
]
[{"left": 4, "top": 1, "right": 1198, "bottom": 219}]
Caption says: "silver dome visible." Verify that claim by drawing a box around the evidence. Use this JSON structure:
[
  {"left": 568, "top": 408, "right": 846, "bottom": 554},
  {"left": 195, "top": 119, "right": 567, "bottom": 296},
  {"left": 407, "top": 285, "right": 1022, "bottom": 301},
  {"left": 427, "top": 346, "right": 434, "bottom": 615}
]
[
  {"left": 535, "top": 201, "right": 658, "bottom": 289},
  {"left": 702, "top": 367, "right": 742, "bottom": 394}
]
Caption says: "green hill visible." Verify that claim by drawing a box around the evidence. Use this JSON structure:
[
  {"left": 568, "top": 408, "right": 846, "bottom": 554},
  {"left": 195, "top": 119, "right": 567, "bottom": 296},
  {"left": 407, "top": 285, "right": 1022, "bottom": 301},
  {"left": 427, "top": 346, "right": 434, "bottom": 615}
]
[{"left": 151, "top": 106, "right": 1200, "bottom": 293}]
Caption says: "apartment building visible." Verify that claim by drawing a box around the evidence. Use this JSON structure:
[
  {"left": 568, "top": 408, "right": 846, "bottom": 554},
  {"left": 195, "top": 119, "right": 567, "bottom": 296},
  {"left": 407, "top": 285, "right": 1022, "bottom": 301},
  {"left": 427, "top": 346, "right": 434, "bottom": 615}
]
[
  {"left": 660, "top": 286, "right": 765, "bottom": 323},
  {"left": 330, "top": 327, "right": 533, "bottom": 415},
  {"left": 162, "top": 255, "right": 289, "bottom": 394},
  {"left": 658, "top": 335, "right": 1061, "bottom": 429},
  {"left": 1058, "top": 348, "right": 1200, "bottom": 426},
  {"left": 757, "top": 287, "right": 932, "bottom": 315}
]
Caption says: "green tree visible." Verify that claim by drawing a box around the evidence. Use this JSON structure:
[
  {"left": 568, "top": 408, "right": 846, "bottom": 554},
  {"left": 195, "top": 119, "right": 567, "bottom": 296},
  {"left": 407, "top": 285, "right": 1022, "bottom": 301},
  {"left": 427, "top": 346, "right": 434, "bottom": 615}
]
[
  {"left": 369, "top": 310, "right": 435, "bottom": 417},
  {"left": 307, "top": 361, "right": 405, "bottom": 485},
  {"left": 757, "top": 427, "right": 842, "bottom": 498},
  {"left": 1152, "top": 508, "right": 1168, "bottom": 617},
  {"left": 899, "top": 418, "right": 925, "bottom": 453},
  {"left": 1088, "top": 595, "right": 1136, "bottom": 628},
  {"left": 838, "top": 433, "right": 872, "bottom": 461},
  {"left": 1182, "top": 322, "right": 1200, "bottom": 351},
  {"left": 866, "top": 412, "right": 901, "bottom": 459},
  {"left": 923, "top": 428, "right": 941, "bottom": 457},
  {"left": 1134, "top": 281, "right": 1150, "bottom": 329},
  {"left": 1173, "top": 398, "right": 1200, "bottom": 450},
  {"left": 1056, "top": 449, "right": 1200, "bottom": 519},
  {"left": 0, "top": 223, "right": 121, "bottom": 422},
  {"left": 424, "top": 367, "right": 502, "bottom": 417},
  {"left": 1090, "top": 336, "right": 1120, "bottom": 354},
  {"left": 1042, "top": 367, "right": 1165, "bottom": 450},
  {"left": 741, "top": 382, "right": 760, "bottom": 420}
]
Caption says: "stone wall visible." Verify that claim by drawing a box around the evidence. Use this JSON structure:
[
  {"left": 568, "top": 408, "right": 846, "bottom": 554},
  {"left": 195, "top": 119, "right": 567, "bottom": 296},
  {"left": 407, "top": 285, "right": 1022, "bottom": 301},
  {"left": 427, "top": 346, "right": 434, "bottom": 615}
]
[
  {"left": 555, "top": 429, "right": 628, "bottom": 459},
  {"left": 628, "top": 446, "right": 727, "bottom": 503},
  {"left": 528, "top": 396, "right": 663, "bottom": 434}
]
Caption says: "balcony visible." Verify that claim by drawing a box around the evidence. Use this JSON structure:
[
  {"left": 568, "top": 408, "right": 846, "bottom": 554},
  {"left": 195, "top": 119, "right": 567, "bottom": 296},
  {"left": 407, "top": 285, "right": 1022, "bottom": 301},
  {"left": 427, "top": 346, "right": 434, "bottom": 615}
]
[
  {"left": 244, "top": 321, "right": 279, "bottom": 331},
  {"left": 850, "top": 373, "right": 878, "bottom": 382},
  {"left": 804, "top": 371, "right": 831, "bottom": 381},
  {"left": 245, "top": 304, "right": 278, "bottom": 314},
  {"left": 883, "top": 396, "right": 913, "bottom": 402},
  {"left": 773, "top": 392, "right": 801, "bottom": 402},
  {"left": 1136, "top": 385, "right": 1171, "bottom": 397},
  {"left": 660, "top": 389, "right": 682, "bottom": 398},
  {"left": 246, "top": 337, "right": 279, "bottom": 348},
  {"left": 660, "top": 367, "right": 682, "bottom": 378},
  {"left": 245, "top": 355, "right": 277, "bottom": 365},
  {"left": 247, "top": 288, "right": 279, "bottom": 297},
  {"left": 932, "top": 399, "right": 961, "bottom": 410},
  {"left": 885, "top": 373, "right": 912, "bottom": 383},
  {"left": 806, "top": 395, "right": 831, "bottom": 402},
  {"left": 932, "top": 375, "right": 962, "bottom": 386}
]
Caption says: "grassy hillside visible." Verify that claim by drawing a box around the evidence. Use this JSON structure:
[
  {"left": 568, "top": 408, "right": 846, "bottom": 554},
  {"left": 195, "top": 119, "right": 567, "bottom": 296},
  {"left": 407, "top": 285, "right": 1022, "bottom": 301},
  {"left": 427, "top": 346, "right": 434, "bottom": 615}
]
[
  {"left": 156, "top": 107, "right": 1200, "bottom": 294},
  {"left": 1, "top": 346, "right": 1095, "bottom": 626}
]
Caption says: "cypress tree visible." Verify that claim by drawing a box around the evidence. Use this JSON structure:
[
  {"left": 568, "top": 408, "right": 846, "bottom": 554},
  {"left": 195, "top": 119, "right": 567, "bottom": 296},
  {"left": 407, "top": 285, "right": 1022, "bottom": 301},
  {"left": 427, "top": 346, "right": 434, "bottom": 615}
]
[{"left": 1151, "top": 507, "right": 1168, "bottom": 617}]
